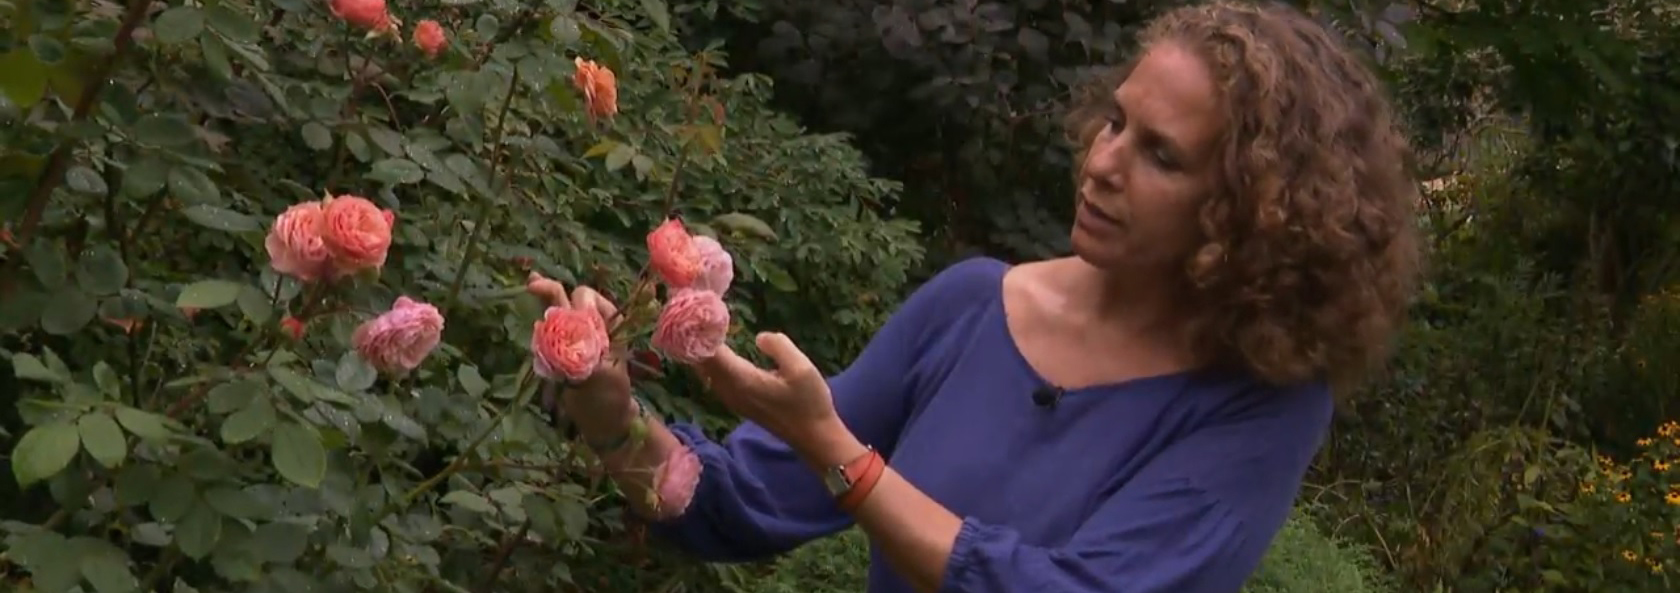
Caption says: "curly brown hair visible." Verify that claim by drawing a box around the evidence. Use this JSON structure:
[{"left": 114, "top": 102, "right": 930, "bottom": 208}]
[{"left": 1067, "top": 1, "right": 1423, "bottom": 392}]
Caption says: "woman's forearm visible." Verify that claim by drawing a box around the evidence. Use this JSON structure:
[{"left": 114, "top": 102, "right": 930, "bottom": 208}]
[
  {"left": 797, "top": 420, "right": 963, "bottom": 593},
  {"left": 565, "top": 391, "right": 696, "bottom": 520}
]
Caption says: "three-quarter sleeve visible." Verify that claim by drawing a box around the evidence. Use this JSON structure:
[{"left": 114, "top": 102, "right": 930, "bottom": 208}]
[
  {"left": 939, "top": 384, "right": 1334, "bottom": 593},
  {"left": 647, "top": 258, "right": 1009, "bottom": 562}
]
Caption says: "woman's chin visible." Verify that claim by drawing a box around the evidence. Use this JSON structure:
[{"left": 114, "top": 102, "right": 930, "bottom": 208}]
[{"left": 1069, "top": 227, "right": 1126, "bottom": 269}]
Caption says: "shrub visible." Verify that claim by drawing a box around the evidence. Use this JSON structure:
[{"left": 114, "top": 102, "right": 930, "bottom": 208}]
[
  {"left": 747, "top": 513, "right": 1395, "bottom": 593},
  {"left": 1241, "top": 511, "right": 1395, "bottom": 593},
  {"left": 0, "top": 1, "right": 920, "bottom": 591}
]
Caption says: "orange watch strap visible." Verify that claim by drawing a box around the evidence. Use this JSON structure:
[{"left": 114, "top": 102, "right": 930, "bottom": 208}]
[{"left": 837, "top": 450, "right": 886, "bottom": 512}]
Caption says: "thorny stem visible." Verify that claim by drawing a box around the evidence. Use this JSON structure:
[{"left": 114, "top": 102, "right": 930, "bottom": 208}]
[
  {"left": 373, "top": 363, "right": 539, "bottom": 522},
  {"left": 0, "top": 0, "right": 154, "bottom": 297},
  {"left": 445, "top": 68, "right": 523, "bottom": 311},
  {"left": 475, "top": 522, "right": 531, "bottom": 593}
]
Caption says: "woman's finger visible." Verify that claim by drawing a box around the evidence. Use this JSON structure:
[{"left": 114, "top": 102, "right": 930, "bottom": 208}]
[
  {"left": 695, "top": 344, "right": 772, "bottom": 393},
  {"left": 525, "top": 272, "right": 570, "bottom": 308},
  {"left": 569, "top": 285, "right": 619, "bottom": 320},
  {"left": 754, "top": 332, "right": 818, "bottom": 381}
]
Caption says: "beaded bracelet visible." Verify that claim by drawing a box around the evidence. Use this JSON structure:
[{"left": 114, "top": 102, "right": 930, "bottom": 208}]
[{"left": 585, "top": 396, "right": 653, "bottom": 455}]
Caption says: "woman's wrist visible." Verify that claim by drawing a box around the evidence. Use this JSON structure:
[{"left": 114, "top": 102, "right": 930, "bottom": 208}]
[
  {"left": 795, "top": 416, "right": 869, "bottom": 472},
  {"left": 562, "top": 388, "right": 639, "bottom": 444}
]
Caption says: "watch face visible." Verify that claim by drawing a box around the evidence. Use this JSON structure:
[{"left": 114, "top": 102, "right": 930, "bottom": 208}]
[{"left": 823, "top": 468, "right": 850, "bottom": 495}]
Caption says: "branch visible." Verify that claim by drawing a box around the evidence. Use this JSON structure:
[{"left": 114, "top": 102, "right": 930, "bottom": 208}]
[{"left": 0, "top": 0, "right": 154, "bottom": 296}]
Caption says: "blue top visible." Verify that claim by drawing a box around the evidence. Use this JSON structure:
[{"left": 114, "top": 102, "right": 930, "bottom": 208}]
[{"left": 649, "top": 257, "right": 1334, "bottom": 593}]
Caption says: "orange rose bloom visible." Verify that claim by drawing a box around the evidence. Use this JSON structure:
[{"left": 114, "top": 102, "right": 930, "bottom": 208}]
[
  {"left": 319, "top": 194, "right": 395, "bottom": 275},
  {"left": 572, "top": 57, "right": 619, "bottom": 119},
  {"left": 413, "top": 20, "right": 446, "bottom": 58}
]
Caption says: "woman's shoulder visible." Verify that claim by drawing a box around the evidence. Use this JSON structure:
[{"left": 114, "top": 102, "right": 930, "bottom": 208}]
[
  {"left": 921, "top": 256, "right": 1012, "bottom": 294},
  {"left": 894, "top": 256, "right": 1012, "bottom": 320}
]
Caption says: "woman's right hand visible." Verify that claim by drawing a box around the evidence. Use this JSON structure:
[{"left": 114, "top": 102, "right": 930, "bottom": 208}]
[{"left": 525, "top": 272, "right": 635, "bottom": 431}]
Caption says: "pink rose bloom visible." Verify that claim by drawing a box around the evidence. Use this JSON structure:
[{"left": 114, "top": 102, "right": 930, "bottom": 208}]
[
  {"left": 412, "top": 20, "right": 446, "bottom": 57},
  {"left": 320, "top": 194, "right": 395, "bottom": 275},
  {"left": 531, "top": 306, "right": 611, "bottom": 382},
  {"left": 352, "top": 296, "right": 444, "bottom": 375},
  {"left": 265, "top": 201, "right": 333, "bottom": 282},
  {"left": 331, "top": 0, "right": 392, "bottom": 32},
  {"left": 689, "top": 235, "right": 734, "bottom": 295},
  {"left": 646, "top": 219, "right": 701, "bottom": 288},
  {"left": 651, "top": 289, "right": 730, "bottom": 364}
]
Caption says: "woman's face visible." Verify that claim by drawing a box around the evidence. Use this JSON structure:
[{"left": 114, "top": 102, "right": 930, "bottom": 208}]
[{"left": 1072, "top": 42, "right": 1224, "bottom": 276}]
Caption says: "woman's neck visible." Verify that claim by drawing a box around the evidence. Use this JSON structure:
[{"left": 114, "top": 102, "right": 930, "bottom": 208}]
[{"left": 1057, "top": 257, "right": 1196, "bottom": 344}]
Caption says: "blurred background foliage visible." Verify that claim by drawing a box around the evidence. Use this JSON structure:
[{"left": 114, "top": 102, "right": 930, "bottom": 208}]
[{"left": 2, "top": 0, "right": 1678, "bottom": 591}]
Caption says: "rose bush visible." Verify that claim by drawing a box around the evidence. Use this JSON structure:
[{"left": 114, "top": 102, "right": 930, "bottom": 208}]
[{"left": 0, "top": 0, "right": 923, "bottom": 591}]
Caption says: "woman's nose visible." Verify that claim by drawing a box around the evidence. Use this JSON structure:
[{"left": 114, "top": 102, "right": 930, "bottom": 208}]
[{"left": 1083, "top": 134, "right": 1130, "bottom": 187}]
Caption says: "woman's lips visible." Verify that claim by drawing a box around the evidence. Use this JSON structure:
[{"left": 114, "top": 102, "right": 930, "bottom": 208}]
[{"left": 1077, "top": 198, "right": 1123, "bottom": 231}]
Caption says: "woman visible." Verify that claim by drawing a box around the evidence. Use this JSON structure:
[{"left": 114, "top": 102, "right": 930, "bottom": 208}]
[{"left": 528, "top": 2, "right": 1421, "bottom": 591}]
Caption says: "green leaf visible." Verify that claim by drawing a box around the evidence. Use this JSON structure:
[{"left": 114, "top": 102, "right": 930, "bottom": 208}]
[
  {"left": 25, "top": 240, "right": 67, "bottom": 289},
  {"left": 549, "top": 15, "right": 581, "bottom": 45},
  {"left": 11, "top": 421, "right": 81, "bottom": 486},
  {"left": 79, "top": 548, "right": 139, "bottom": 593},
  {"left": 712, "top": 212, "right": 779, "bottom": 241},
  {"left": 207, "top": 379, "right": 262, "bottom": 414},
  {"left": 149, "top": 473, "right": 195, "bottom": 521},
  {"left": 638, "top": 0, "right": 671, "bottom": 33},
  {"left": 75, "top": 244, "right": 129, "bottom": 295},
  {"left": 204, "top": 486, "right": 269, "bottom": 520},
  {"left": 440, "top": 491, "right": 496, "bottom": 514},
  {"left": 335, "top": 351, "right": 377, "bottom": 392},
  {"left": 200, "top": 34, "right": 233, "bottom": 81},
  {"left": 26, "top": 34, "right": 65, "bottom": 64},
  {"left": 182, "top": 204, "right": 261, "bottom": 232},
  {"left": 301, "top": 122, "right": 333, "bottom": 151},
  {"left": 250, "top": 522, "right": 310, "bottom": 563},
  {"left": 65, "top": 165, "right": 108, "bottom": 195},
  {"left": 167, "top": 166, "right": 221, "bottom": 204},
  {"left": 132, "top": 114, "right": 197, "bottom": 147},
  {"left": 457, "top": 364, "right": 489, "bottom": 398},
  {"left": 605, "top": 144, "right": 634, "bottom": 171},
  {"left": 0, "top": 50, "right": 50, "bottom": 108},
  {"left": 175, "top": 503, "right": 222, "bottom": 560},
  {"left": 122, "top": 156, "right": 170, "bottom": 197},
  {"left": 367, "top": 158, "right": 425, "bottom": 185},
  {"left": 236, "top": 284, "right": 273, "bottom": 324},
  {"left": 380, "top": 407, "right": 426, "bottom": 441},
  {"left": 114, "top": 407, "right": 175, "bottom": 441},
  {"left": 11, "top": 353, "right": 63, "bottom": 382},
  {"left": 93, "top": 361, "right": 122, "bottom": 396},
  {"left": 0, "top": 289, "right": 48, "bottom": 331},
  {"left": 9, "top": 532, "right": 79, "bottom": 591},
  {"left": 40, "top": 286, "right": 97, "bottom": 335},
  {"left": 271, "top": 421, "right": 326, "bottom": 488},
  {"left": 153, "top": 7, "right": 206, "bottom": 45},
  {"left": 176, "top": 279, "right": 243, "bottom": 309},
  {"left": 205, "top": 4, "right": 261, "bottom": 42},
  {"left": 756, "top": 261, "right": 798, "bottom": 292},
  {"left": 220, "top": 396, "right": 275, "bottom": 444},
  {"left": 77, "top": 412, "right": 128, "bottom": 469}
]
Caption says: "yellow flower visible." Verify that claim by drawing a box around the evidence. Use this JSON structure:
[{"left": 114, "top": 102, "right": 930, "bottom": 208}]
[
  {"left": 1657, "top": 459, "right": 1672, "bottom": 472},
  {"left": 1598, "top": 454, "right": 1615, "bottom": 466},
  {"left": 1580, "top": 482, "right": 1597, "bottom": 494},
  {"left": 1639, "top": 438, "right": 1654, "bottom": 447},
  {"left": 1666, "top": 492, "right": 1680, "bottom": 506},
  {"left": 1659, "top": 421, "right": 1678, "bottom": 437},
  {"left": 1624, "top": 550, "right": 1641, "bottom": 562},
  {"left": 1617, "top": 492, "right": 1633, "bottom": 503}
]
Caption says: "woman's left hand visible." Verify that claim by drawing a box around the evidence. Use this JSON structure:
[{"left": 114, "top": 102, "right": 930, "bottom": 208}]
[{"left": 690, "top": 332, "right": 864, "bottom": 467}]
